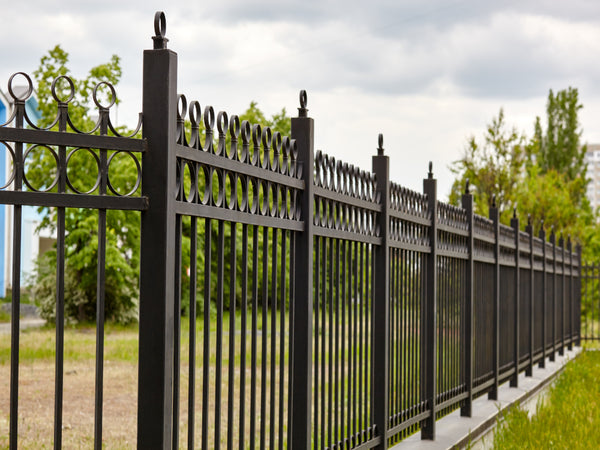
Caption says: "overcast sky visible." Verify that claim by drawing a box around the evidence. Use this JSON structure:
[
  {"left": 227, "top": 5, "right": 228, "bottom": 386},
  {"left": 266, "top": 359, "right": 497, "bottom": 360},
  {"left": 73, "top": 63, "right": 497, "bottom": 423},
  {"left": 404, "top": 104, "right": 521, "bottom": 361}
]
[{"left": 3, "top": 0, "right": 600, "bottom": 198}]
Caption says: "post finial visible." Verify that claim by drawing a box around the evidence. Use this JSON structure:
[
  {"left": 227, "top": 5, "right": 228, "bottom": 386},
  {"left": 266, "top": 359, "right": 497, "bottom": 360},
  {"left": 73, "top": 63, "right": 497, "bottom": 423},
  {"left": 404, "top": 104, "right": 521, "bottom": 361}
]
[
  {"left": 298, "top": 90, "right": 308, "bottom": 117},
  {"left": 527, "top": 214, "right": 532, "bottom": 226},
  {"left": 491, "top": 194, "right": 496, "bottom": 209},
  {"left": 513, "top": 207, "right": 517, "bottom": 219},
  {"left": 464, "top": 178, "right": 470, "bottom": 195},
  {"left": 377, "top": 133, "right": 384, "bottom": 156},
  {"left": 428, "top": 161, "right": 433, "bottom": 179},
  {"left": 153, "top": 11, "right": 169, "bottom": 49}
]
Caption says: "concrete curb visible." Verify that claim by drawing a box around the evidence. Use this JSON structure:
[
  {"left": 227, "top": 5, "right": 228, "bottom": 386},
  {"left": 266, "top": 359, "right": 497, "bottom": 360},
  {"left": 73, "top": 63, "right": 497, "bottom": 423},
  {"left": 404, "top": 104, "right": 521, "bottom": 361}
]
[{"left": 392, "top": 347, "right": 581, "bottom": 450}]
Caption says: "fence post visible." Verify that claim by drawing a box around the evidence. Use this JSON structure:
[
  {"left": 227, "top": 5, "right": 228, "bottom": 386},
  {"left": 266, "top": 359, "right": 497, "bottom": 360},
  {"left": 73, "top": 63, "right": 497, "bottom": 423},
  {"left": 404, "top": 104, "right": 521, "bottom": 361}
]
[
  {"left": 372, "top": 134, "right": 390, "bottom": 448},
  {"left": 539, "top": 224, "right": 546, "bottom": 369},
  {"left": 137, "top": 12, "right": 178, "bottom": 449},
  {"left": 488, "top": 198, "right": 500, "bottom": 400},
  {"left": 421, "top": 162, "right": 437, "bottom": 440},
  {"left": 290, "top": 90, "right": 314, "bottom": 449},
  {"left": 549, "top": 228, "right": 556, "bottom": 362},
  {"left": 460, "top": 184, "right": 473, "bottom": 416},
  {"left": 510, "top": 211, "right": 519, "bottom": 387},
  {"left": 525, "top": 217, "right": 534, "bottom": 377},
  {"left": 559, "top": 236, "right": 565, "bottom": 356},
  {"left": 576, "top": 244, "right": 582, "bottom": 346},
  {"left": 568, "top": 238, "right": 573, "bottom": 351}
]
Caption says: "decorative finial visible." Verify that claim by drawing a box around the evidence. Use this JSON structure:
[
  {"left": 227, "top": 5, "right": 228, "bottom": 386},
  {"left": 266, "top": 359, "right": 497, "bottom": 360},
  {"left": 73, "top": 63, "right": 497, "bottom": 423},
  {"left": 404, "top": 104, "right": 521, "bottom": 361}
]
[
  {"left": 153, "top": 11, "right": 168, "bottom": 49},
  {"left": 527, "top": 214, "right": 532, "bottom": 226},
  {"left": 377, "top": 133, "right": 384, "bottom": 156},
  {"left": 428, "top": 161, "right": 433, "bottom": 179},
  {"left": 298, "top": 90, "right": 308, "bottom": 117},
  {"left": 513, "top": 207, "right": 517, "bottom": 219},
  {"left": 464, "top": 178, "right": 470, "bottom": 195},
  {"left": 491, "top": 194, "right": 496, "bottom": 209}
]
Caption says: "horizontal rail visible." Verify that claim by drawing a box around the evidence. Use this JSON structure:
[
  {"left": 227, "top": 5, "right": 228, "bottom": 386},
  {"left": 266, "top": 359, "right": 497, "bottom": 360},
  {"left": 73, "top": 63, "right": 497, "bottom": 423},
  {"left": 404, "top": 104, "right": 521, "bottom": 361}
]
[
  {"left": 0, "top": 190, "right": 147, "bottom": 210},
  {"left": 0, "top": 127, "right": 145, "bottom": 152}
]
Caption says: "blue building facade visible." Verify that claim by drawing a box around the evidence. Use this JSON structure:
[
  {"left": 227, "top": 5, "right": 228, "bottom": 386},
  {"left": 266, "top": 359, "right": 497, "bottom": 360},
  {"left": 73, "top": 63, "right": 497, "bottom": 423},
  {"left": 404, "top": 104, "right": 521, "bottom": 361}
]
[{"left": 0, "top": 90, "right": 48, "bottom": 297}]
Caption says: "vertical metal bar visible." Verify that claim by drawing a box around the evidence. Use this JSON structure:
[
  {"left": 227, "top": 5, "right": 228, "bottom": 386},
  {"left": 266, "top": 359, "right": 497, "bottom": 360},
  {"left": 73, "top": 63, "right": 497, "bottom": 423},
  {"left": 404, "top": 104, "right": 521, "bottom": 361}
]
[
  {"left": 8, "top": 98, "right": 24, "bottom": 450},
  {"left": 559, "top": 237, "right": 565, "bottom": 356},
  {"left": 510, "top": 213, "right": 519, "bottom": 387},
  {"left": 54, "top": 98, "right": 68, "bottom": 450},
  {"left": 539, "top": 226, "right": 547, "bottom": 368},
  {"left": 358, "top": 242, "right": 365, "bottom": 440},
  {"left": 314, "top": 234, "right": 320, "bottom": 450},
  {"left": 352, "top": 240, "right": 358, "bottom": 445},
  {"left": 422, "top": 164, "right": 437, "bottom": 440},
  {"left": 550, "top": 229, "right": 556, "bottom": 361},
  {"left": 321, "top": 236, "right": 326, "bottom": 446},
  {"left": 93, "top": 121, "right": 108, "bottom": 449},
  {"left": 172, "top": 214, "right": 182, "bottom": 450},
  {"left": 215, "top": 220, "right": 225, "bottom": 449},
  {"left": 489, "top": 203, "right": 500, "bottom": 400},
  {"left": 568, "top": 238, "right": 574, "bottom": 351},
  {"left": 287, "top": 231, "right": 296, "bottom": 446},
  {"left": 372, "top": 144, "right": 390, "bottom": 448},
  {"left": 290, "top": 100, "right": 314, "bottom": 449},
  {"left": 328, "top": 236, "right": 333, "bottom": 447},
  {"left": 260, "top": 226, "right": 268, "bottom": 450},
  {"left": 270, "top": 227, "right": 277, "bottom": 448},
  {"left": 525, "top": 219, "right": 534, "bottom": 377},
  {"left": 188, "top": 217, "right": 198, "bottom": 450},
  {"left": 250, "top": 225, "right": 258, "bottom": 450},
  {"left": 334, "top": 237, "right": 340, "bottom": 447},
  {"left": 340, "top": 239, "right": 347, "bottom": 445},
  {"left": 202, "top": 218, "right": 212, "bottom": 449},
  {"left": 138, "top": 37, "right": 178, "bottom": 448},
  {"left": 576, "top": 245, "right": 582, "bottom": 346},
  {"left": 279, "top": 229, "right": 287, "bottom": 450},
  {"left": 460, "top": 191, "right": 473, "bottom": 415},
  {"left": 227, "top": 221, "right": 237, "bottom": 450},
  {"left": 239, "top": 223, "right": 247, "bottom": 450}
]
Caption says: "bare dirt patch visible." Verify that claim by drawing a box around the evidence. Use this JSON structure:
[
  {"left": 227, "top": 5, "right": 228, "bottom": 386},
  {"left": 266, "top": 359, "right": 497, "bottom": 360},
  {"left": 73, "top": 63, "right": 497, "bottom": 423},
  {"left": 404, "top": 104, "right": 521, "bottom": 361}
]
[{"left": 0, "top": 360, "right": 137, "bottom": 449}]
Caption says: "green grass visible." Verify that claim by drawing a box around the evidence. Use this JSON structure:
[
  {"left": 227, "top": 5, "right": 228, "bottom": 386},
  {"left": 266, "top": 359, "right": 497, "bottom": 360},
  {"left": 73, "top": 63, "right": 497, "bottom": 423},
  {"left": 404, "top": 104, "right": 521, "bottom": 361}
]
[{"left": 493, "top": 350, "right": 600, "bottom": 449}]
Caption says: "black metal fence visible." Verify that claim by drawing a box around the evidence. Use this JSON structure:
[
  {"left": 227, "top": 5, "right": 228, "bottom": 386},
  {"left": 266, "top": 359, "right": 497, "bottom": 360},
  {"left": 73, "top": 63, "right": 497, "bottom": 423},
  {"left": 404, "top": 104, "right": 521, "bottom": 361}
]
[{"left": 0, "top": 12, "right": 582, "bottom": 450}]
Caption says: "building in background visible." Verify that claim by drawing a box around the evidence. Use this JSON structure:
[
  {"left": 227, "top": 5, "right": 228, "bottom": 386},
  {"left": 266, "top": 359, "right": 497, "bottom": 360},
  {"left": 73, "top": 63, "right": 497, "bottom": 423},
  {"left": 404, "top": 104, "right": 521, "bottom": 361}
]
[
  {"left": 586, "top": 144, "right": 600, "bottom": 213},
  {"left": 0, "top": 88, "right": 55, "bottom": 297}
]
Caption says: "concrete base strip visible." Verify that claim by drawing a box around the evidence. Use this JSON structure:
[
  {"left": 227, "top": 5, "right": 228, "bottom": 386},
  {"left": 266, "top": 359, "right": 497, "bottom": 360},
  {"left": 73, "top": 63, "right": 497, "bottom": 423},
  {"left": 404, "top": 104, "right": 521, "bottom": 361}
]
[{"left": 392, "top": 347, "right": 581, "bottom": 450}]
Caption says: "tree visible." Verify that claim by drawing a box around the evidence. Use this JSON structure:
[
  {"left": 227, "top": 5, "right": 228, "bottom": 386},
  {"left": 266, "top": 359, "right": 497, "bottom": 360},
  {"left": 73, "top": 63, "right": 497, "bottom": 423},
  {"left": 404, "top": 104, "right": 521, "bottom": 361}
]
[
  {"left": 449, "top": 88, "right": 598, "bottom": 260},
  {"left": 29, "top": 45, "right": 139, "bottom": 324},
  {"left": 449, "top": 109, "right": 526, "bottom": 223}
]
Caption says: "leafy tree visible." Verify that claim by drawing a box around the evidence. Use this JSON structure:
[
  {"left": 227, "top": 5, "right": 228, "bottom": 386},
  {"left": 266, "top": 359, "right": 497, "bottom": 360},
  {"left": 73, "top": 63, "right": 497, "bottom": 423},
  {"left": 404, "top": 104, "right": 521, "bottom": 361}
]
[
  {"left": 449, "top": 109, "right": 526, "bottom": 223},
  {"left": 29, "top": 45, "right": 139, "bottom": 324},
  {"left": 535, "top": 88, "right": 587, "bottom": 182},
  {"left": 449, "top": 88, "right": 598, "bottom": 261}
]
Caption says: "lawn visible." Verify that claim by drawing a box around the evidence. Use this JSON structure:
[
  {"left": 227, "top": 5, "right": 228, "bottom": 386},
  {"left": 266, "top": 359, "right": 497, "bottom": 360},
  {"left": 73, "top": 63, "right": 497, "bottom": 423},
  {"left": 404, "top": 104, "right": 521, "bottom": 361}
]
[{"left": 492, "top": 349, "right": 600, "bottom": 449}]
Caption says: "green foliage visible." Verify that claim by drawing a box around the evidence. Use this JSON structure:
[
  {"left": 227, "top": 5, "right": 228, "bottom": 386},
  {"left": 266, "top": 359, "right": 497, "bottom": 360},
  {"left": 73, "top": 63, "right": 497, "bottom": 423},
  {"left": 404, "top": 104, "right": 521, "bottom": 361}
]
[
  {"left": 449, "top": 87, "right": 598, "bottom": 257},
  {"left": 493, "top": 351, "right": 600, "bottom": 449},
  {"left": 449, "top": 109, "right": 526, "bottom": 223},
  {"left": 29, "top": 45, "right": 140, "bottom": 324},
  {"left": 535, "top": 87, "right": 587, "bottom": 183}
]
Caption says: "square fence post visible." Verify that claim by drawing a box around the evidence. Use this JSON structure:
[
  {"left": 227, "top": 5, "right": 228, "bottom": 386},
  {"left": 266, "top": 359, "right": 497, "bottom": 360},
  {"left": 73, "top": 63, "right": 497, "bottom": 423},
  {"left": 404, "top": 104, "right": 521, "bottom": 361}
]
[
  {"left": 421, "top": 163, "right": 437, "bottom": 440},
  {"left": 290, "top": 92, "right": 314, "bottom": 449},
  {"left": 460, "top": 189, "right": 474, "bottom": 416},
  {"left": 510, "top": 212, "right": 520, "bottom": 388},
  {"left": 137, "top": 19, "right": 178, "bottom": 449},
  {"left": 539, "top": 225, "right": 547, "bottom": 369},
  {"left": 488, "top": 201, "right": 500, "bottom": 400},
  {"left": 525, "top": 219, "right": 534, "bottom": 377},
  {"left": 568, "top": 238, "right": 574, "bottom": 351},
  {"left": 550, "top": 229, "right": 556, "bottom": 362},
  {"left": 559, "top": 237, "right": 565, "bottom": 356},
  {"left": 576, "top": 244, "right": 582, "bottom": 346},
  {"left": 372, "top": 134, "right": 390, "bottom": 449}
]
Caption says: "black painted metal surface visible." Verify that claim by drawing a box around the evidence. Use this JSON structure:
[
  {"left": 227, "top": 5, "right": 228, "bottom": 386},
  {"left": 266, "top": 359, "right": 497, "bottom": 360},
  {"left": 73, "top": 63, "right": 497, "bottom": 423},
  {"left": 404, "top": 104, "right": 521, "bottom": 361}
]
[{"left": 0, "top": 11, "right": 584, "bottom": 449}]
